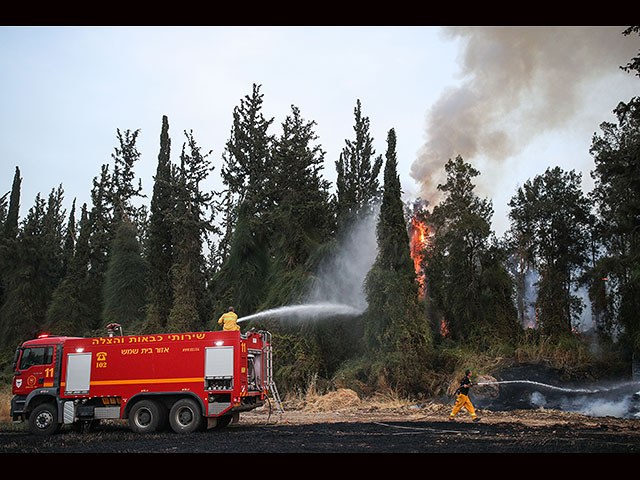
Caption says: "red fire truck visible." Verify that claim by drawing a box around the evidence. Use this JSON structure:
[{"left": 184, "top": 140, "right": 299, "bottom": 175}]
[{"left": 10, "top": 326, "right": 280, "bottom": 435}]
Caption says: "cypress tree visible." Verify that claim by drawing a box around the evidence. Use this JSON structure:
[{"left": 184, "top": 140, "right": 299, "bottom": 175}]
[
  {"left": 0, "top": 167, "right": 21, "bottom": 316},
  {"left": 144, "top": 115, "right": 175, "bottom": 332},
  {"left": 61, "top": 198, "right": 76, "bottom": 278},
  {"left": 3, "top": 167, "right": 21, "bottom": 240},
  {"left": 363, "top": 129, "right": 431, "bottom": 395}
]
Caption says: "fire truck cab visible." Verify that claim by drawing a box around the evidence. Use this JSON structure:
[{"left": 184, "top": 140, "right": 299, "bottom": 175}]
[{"left": 10, "top": 328, "right": 277, "bottom": 436}]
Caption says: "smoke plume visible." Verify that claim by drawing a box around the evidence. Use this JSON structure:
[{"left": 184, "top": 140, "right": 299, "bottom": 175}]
[{"left": 411, "top": 26, "right": 638, "bottom": 205}]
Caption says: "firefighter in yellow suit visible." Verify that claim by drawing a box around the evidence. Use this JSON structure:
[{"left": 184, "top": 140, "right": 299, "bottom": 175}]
[
  {"left": 450, "top": 369, "right": 480, "bottom": 422},
  {"left": 218, "top": 306, "right": 240, "bottom": 331}
]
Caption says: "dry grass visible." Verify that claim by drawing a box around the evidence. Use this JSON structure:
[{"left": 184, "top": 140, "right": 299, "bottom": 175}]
[
  {"left": 283, "top": 373, "right": 414, "bottom": 413},
  {"left": 0, "top": 385, "right": 12, "bottom": 423}
]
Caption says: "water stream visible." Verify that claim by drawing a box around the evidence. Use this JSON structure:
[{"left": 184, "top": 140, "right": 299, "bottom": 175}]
[
  {"left": 475, "top": 380, "right": 637, "bottom": 394},
  {"left": 475, "top": 379, "right": 640, "bottom": 418},
  {"left": 237, "top": 302, "right": 364, "bottom": 323}
]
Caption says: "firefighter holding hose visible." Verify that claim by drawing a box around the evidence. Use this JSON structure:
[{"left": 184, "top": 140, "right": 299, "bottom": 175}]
[
  {"left": 218, "top": 306, "right": 241, "bottom": 332},
  {"left": 450, "top": 369, "right": 480, "bottom": 422}
]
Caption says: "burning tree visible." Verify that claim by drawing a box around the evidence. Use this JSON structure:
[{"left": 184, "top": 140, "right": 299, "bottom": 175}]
[{"left": 408, "top": 198, "right": 430, "bottom": 297}]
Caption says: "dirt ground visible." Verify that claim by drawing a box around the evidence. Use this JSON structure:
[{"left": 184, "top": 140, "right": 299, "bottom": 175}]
[{"left": 2, "top": 389, "right": 639, "bottom": 454}]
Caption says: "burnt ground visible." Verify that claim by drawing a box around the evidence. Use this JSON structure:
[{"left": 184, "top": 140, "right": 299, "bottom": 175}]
[{"left": 1, "top": 402, "right": 639, "bottom": 454}]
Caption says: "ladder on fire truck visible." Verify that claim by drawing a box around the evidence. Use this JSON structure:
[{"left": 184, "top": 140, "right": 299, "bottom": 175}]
[{"left": 261, "top": 331, "right": 284, "bottom": 414}]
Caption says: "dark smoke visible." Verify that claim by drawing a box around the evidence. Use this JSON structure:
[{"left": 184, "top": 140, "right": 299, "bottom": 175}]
[{"left": 411, "top": 26, "right": 638, "bottom": 206}]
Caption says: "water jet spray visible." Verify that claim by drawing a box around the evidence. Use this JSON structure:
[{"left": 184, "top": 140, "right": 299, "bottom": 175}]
[{"left": 237, "top": 302, "right": 364, "bottom": 324}]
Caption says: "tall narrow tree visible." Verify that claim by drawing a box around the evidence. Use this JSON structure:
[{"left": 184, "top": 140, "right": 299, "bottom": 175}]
[
  {"left": 46, "top": 203, "right": 92, "bottom": 336},
  {"left": 3, "top": 167, "right": 21, "bottom": 240},
  {"left": 0, "top": 166, "right": 21, "bottom": 315},
  {"left": 167, "top": 131, "right": 216, "bottom": 332},
  {"left": 144, "top": 115, "right": 175, "bottom": 332},
  {"left": 335, "top": 99, "right": 382, "bottom": 229},
  {"left": 364, "top": 129, "right": 431, "bottom": 395},
  {"left": 85, "top": 164, "right": 113, "bottom": 332},
  {"left": 213, "top": 84, "right": 274, "bottom": 317}
]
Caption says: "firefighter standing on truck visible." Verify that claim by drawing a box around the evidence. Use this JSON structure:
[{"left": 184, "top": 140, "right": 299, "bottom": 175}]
[
  {"left": 218, "top": 306, "right": 240, "bottom": 331},
  {"left": 450, "top": 369, "right": 480, "bottom": 422}
]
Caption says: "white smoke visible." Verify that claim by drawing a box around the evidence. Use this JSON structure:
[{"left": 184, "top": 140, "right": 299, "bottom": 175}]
[
  {"left": 522, "top": 268, "right": 539, "bottom": 329},
  {"left": 411, "top": 26, "right": 638, "bottom": 206}
]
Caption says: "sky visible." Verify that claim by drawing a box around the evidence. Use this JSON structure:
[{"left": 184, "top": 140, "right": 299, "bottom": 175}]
[{"left": 1, "top": 26, "right": 638, "bottom": 238}]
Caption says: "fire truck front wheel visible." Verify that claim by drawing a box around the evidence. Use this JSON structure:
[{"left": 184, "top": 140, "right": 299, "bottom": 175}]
[
  {"left": 169, "top": 398, "right": 203, "bottom": 434},
  {"left": 129, "top": 399, "right": 164, "bottom": 434},
  {"left": 28, "top": 402, "right": 61, "bottom": 436}
]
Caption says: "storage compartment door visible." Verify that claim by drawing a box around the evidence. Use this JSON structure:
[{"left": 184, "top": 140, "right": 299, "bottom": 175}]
[
  {"left": 205, "top": 346, "right": 234, "bottom": 379},
  {"left": 65, "top": 353, "right": 92, "bottom": 394}
]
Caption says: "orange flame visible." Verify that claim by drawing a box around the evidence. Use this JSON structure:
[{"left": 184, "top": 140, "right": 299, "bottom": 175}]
[
  {"left": 440, "top": 316, "right": 450, "bottom": 337},
  {"left": 409, "top": 215, "right": 429, "bottom": 297}
]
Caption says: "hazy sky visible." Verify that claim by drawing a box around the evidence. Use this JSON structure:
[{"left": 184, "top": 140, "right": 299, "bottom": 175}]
[{"left": 1, "top": 26, "right": 638, "bottom": 237}]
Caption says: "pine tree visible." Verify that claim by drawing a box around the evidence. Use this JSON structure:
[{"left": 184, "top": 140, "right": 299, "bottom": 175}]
[
  {"left": 110, "top": 128, "right": 145, "bottom": 224},
  {"left": 335, "top": 99, "right": 382, "bottom": 229},
  {"left": 86, "top": 164, "right": 113, "bottom": 332},
  {"left": 212, "top": 84, "right": 274, "bottom": 317},
  {"left": 102, "top": 218, "right": 148, "bottom": 331},
  {"left": 0, "top": 187, "right": 67, "bottom": 350},
  {"left": 46, "top": 203, "right": 93, "bottom": 336},
  {"left": 61, "top": 198, "right": 76, "bottom": 278},
  {"left": 167, "top": 131, "right": 215, "bottom": 332},
  {"left": 144, "top": 115, "right": 175, "bottom": 332},
  {"left": 270, "top": 104, "right": 333, "bottom": 273},
  {"left": 221, "top": 84, "right": 274, "bottom": 218},
  {"left": 96, "top": 128, "right": 146, "bottom": 333}
]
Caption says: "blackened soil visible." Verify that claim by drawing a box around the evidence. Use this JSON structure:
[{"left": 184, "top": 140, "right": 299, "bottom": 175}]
[{"left": 2, "top": 411, "right": 639, "bottom": 454}]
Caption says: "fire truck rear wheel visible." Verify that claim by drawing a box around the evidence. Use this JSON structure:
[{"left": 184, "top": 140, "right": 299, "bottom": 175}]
[
  {"left": 129, "top": 399, "right": 163, "bottom": 434},
  {"left": 28, "top": 402, "right": 61, "bottom": 436},
  {"left": 169, "top": 398, "right": 203, "bottom": 434}
]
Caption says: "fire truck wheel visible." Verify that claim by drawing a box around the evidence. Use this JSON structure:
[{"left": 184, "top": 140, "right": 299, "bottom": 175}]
[
  {"left": 28, "top": 402, "right": 61, "bottom": 436},
  {"left": 212, "top": 414, "right": 232, "bottom": 430},
  {"left": 169, "top": 398, "right": 203, "bottom": 434},
  {"left": 129, "top": 399, "right": 163, "bottom": 434}
]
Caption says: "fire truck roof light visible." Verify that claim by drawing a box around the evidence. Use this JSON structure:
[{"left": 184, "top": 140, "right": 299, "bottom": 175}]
[
  {"left": 75, "top": 348, "right": 85, "bottom": 353},
  {"left": 215, "top": 341, "right": 224, "bottom": 346},
  {"left": 38, "top": 333, "right": 50, "bottom": 338}
]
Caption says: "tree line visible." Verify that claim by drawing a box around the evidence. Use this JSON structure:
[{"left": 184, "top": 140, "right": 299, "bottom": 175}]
[{"left": 0, "top": 28, "right": 638, "bottom": 397}]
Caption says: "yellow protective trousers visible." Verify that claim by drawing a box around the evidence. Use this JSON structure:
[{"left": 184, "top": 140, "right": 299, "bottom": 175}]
[{"left": 450, "top": 394, "right": 476, "bottom": 419}]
